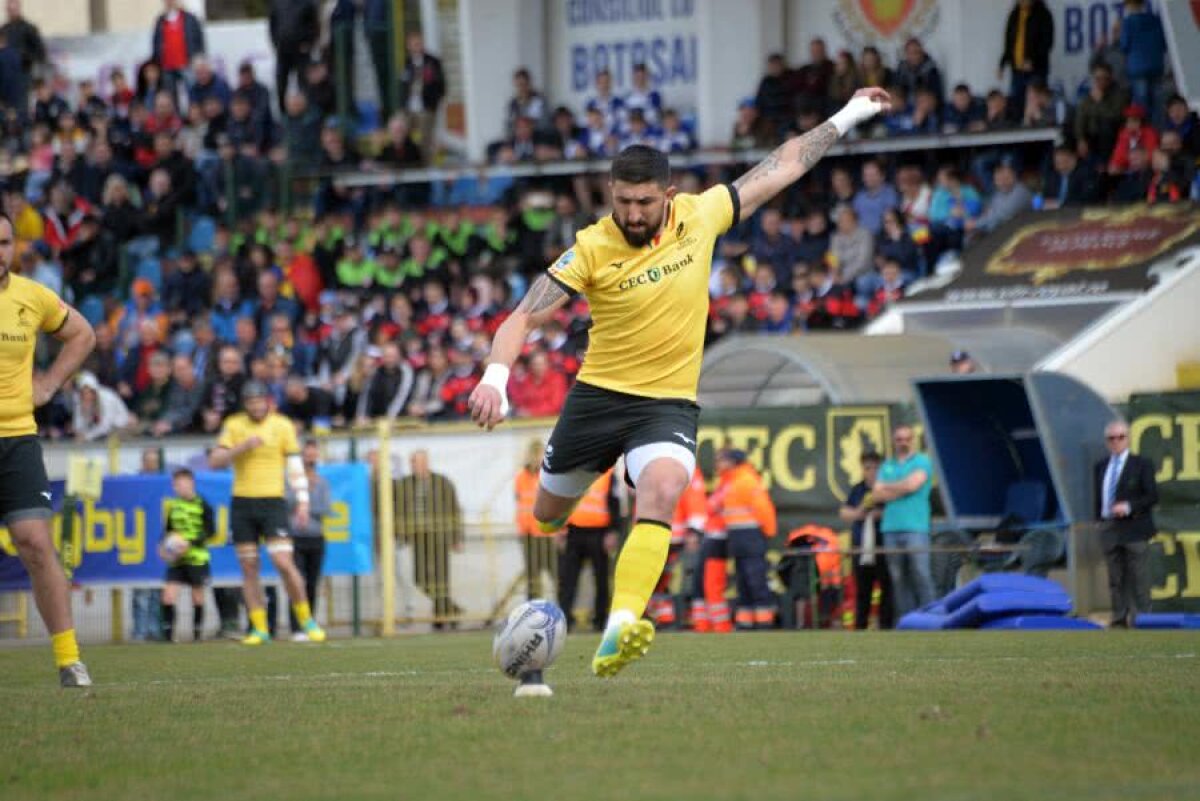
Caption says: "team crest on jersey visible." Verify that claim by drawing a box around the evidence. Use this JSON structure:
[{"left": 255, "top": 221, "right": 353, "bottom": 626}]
[
  {"left": 16, "top": 307, "right": 30, "bottom": 328},
  {"left": 675, "top": 220, "right": 697, "bottom": 249}
]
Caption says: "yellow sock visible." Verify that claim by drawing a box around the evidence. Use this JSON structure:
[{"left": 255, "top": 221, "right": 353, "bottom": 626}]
[
  {"left": 248, "top": 608, "right": 268, "bottom": 633},
  {"left": 52, "top": 629, "right": 81, "bottom": 669},
  {"left": 292, "top": 602, "right": 312, "bottom": 627},
  {"left": 609, "top": 520, "right": 671, "bottom": 620}
]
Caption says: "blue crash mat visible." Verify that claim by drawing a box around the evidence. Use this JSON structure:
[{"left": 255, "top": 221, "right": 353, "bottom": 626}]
[
  {"left": 900, "top": 591, "right": 1073, "bottom": 630},
  {"left": 929, "top": 574, "right": 1069, "bottom": 615},
  {"left": 1132, "top": 613, "right": 1200, "bottom": 629},
  {"left": 980, "top": 616, "right": 1102, "bottom": 630}
]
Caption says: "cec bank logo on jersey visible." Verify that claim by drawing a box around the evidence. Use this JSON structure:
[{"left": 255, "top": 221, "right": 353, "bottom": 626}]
[
  {"left": 0, "top": 305, "right": 32, "bottom": 344},
  {"left": 618, "top": 253, "right": 695, "bottom": 292}
]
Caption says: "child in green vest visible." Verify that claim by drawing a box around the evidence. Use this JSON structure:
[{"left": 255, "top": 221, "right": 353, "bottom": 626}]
[{"left": 159, "top": 468, "right": 216, "bottom": 642}]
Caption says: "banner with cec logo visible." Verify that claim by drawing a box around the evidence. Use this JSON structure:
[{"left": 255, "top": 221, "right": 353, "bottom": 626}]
[
  {"left": 699, "top": 397, "right": 1200, "bottom": 611},
  {"left": 1127, "top": 391, "right": 1200, "bottom": 613},
  {"left": 0, "top": 464, "right": 374, "bottom": 590}
]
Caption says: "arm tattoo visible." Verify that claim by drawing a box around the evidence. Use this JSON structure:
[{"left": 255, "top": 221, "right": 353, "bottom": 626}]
[
  {"left": 732, "top": 148, "right": 783, "bottom": 191},
  {"left": 733, "top": 122, "right": 840, "bottom": 191},
  {"left": 795, "top": 122, "right": 839, "bottom": 172},
  {"left": 518, "top": 274, "right": 569, "bottom": 314}
]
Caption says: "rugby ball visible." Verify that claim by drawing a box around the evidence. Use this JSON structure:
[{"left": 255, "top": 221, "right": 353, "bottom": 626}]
[
  {"left": 159, "top": 534, "right": 189, "bottom": 563},
  {"left": 492, "top": 599, "right": 567, "bottom": 679}
]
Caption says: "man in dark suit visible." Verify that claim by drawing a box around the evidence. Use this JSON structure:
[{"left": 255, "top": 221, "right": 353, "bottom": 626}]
[
  {"left": 398, "top": 31, "right": 446, "bottom": 165},
  {"left": 1041, "top": 145, "right": 1097, "bottom": 209},
  {"left": 1094, "top": 420, "right": 1158, "bottom": 627}
]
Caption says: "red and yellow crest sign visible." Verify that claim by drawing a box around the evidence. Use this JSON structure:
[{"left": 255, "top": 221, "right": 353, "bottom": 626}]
[
  {"left": 834, "top": 0, "right": 938, "bottom": 45},
  {"left": 856, "top": 0, "right": 917, "bottom": 38}
]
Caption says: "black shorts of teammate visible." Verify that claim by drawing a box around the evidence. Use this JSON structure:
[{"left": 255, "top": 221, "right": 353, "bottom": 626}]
[
  {"left": 0, "top": 436, "right": 53, "bottom": 526},
  {"left": 542, "top": 381, "right": 700, "bottom": 486},
  {"left": 229, "top": 497, "right": 290, "bottom": 545},
  {"left": 165, "top": 563, "right": 211, "bottom": 587}
]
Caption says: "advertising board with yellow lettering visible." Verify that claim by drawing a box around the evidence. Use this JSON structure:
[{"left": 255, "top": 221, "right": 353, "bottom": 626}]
[{"left": 0, "top": 464, "right": 373, "bottom": 589}]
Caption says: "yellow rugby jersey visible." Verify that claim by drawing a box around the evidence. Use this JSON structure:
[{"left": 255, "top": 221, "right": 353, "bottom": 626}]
[
  {"left": 217, "top": 411, "right": 301, "bottom": 498},
  {"left": 548, "top": 184, "right": 738, "bottom": 400},
  {"left": 0, "top": 273, "right": 69, "bottom": 437}
]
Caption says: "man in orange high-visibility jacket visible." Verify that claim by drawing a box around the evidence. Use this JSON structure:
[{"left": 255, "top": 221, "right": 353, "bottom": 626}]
[
  {"left": 515, "top": 439, "right": 556, "bottom": 599},
  {"left": 691, "top": 476, "right": 731, "bottom": 633},
  {"left": 783, "top": 525, "right": 844, "bottom": 628},
  {"left": 714, "top": 448, "right": 778, "bottom": 629},
  {"left": 558, "top": 468, "right": 620, "bottom": 631},
  {"left": 651, "top": 467, "right": 707, "bottom": 627}
]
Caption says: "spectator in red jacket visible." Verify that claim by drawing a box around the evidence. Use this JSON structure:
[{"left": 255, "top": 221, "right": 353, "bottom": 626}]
[
  {"left": 438, "top": 347, "right": 478, "bottom": 420},
  {"left": 511, "top": 350, "right": 568, "bottom": 418},
  {"left": 277, "top": 240, "right": 323, "bottom": 313},
  {"left": 867, "top": 258, "right": 908, "bottom": 317},
  {"left": 152, "top": 0, "right": 206, "bottom": 99},
  {"left": 795, "top": 263, "right": 861, "bottom": 330},
  {"left": 1145, "top": 148, "right": 1187, "bottom": 204},
  {"left": 1109, "top": 104, "right": 1159, "bottom": 174},
  {"left": 42, "top": 180, "right": 91, "bottom": 253}
]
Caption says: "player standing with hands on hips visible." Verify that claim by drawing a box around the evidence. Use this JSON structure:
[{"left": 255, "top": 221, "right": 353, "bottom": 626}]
[
  {"left": 470, "top": 89, "right": 891, "bottom": 678},
  {"left": 0, "top": 212, "right": 96, "bottom": 686}
]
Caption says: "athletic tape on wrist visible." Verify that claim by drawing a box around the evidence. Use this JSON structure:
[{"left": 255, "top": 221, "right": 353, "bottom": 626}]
[{"left": 481, "top": 363, "right": 511, "bottom": 416}]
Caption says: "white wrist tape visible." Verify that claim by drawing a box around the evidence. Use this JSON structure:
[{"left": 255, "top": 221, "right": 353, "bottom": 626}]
[
  {"left": 829, "top": 95, "right": 886, "bottom": 136},
  {"left": 481, "top": 363, "right": 511, "bottom": 416},
  {"left": 287, "top": 454, "right": 309, "bottom": 504}
]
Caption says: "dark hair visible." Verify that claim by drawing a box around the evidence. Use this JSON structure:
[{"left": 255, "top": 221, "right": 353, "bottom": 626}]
[
  {"left": 513, "top": 67, "right": 530, "bottom": 81},
  {"left": 172, "top": 467, "right": 194, "bottom": 480},
  {"left": 861, "top": 451, "right": 883, "bottom": 465},
  {"left": 610, "top": 145, "right": 670, "bottom": 186}
]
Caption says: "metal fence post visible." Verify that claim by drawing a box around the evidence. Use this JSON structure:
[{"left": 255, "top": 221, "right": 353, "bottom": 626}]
[
  {"left": 378, "top": 420, "right": 396, "bottom": 636},
  {"left": 107, "top": 434, "right": 124, "bottom": 644}
]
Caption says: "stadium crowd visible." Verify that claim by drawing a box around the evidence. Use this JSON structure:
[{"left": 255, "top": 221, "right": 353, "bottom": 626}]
[{"left": 2, "top": 0, "right": 1193, "bottom": 441}]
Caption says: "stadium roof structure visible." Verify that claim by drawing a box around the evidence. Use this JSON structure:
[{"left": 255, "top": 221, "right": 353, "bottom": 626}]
[{"left": 697, "top": 327, "right": 1064, "bottom": 407}]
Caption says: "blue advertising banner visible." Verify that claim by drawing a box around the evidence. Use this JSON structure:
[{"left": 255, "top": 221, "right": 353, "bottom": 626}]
[{"left": 0, "top": 464, "right": 374, "bottom": 590}]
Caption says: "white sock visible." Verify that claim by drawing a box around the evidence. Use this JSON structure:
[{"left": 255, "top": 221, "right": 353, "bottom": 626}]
[{"left": 604, "top": 609, "right": 636, "bottom": 637}]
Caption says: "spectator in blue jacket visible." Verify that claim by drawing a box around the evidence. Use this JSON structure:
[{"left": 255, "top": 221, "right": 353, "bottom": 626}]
[
  {"left": 1120, "top": 0, "right": 1167, "bottom": 125},
  {"left": 852, "top": 160, "right": 900, "bottom": 235},
  {"left": 929, "top": 165, "right": 982, "bottom": 253},
  {"left": 188, "top": 55, "right": 231, "bottom": 111},
  {"left": 750, "top": 208, "right": 799, "bottom": 287}
]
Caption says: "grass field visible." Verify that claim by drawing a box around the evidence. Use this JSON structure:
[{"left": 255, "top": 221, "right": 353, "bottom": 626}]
[{"left": 2, "top": 631, "right": 1198, "bottom": 801}]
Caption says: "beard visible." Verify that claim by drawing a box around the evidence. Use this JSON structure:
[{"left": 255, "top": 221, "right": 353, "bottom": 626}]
[{"left": 615, "top": 213, "right": 663, "bottom": 248}]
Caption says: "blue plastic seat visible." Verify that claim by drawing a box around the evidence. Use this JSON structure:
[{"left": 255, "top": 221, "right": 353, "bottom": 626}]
[
  {"left": 78, "top": 295, "right": 106, "bottom": 327},
  {"left": 135, "top": 258, "right": 162, "bottom": 290},
  {"left": 188, "top": 216, "right": 217, "bottom": 254}
]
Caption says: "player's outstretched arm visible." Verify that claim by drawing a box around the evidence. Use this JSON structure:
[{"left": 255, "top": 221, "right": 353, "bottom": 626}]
[
  {"left": 33, "top": 306, "right": 95, "bottom": 406},
  {"left": 732, "top": 88, "right": 891, "bottom": 220},
  {"left": 469, "top": 273, "right": 571, "bottom": 430}
]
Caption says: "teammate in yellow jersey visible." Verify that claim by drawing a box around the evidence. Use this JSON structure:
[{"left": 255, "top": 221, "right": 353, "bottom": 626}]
[
  {"left": 208, "top": 380, "right": 326, "bottom": 645},
  {"left": 0, "top": 213, "right": 97, "bottom": 687},
  {"left": 469, "top": 89, "right": 891, "bottom": 677}
]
